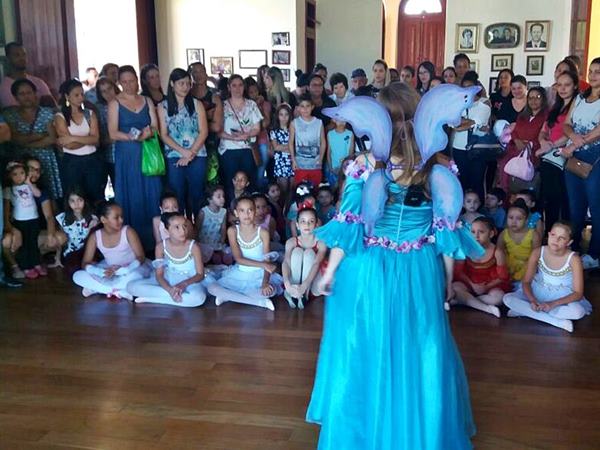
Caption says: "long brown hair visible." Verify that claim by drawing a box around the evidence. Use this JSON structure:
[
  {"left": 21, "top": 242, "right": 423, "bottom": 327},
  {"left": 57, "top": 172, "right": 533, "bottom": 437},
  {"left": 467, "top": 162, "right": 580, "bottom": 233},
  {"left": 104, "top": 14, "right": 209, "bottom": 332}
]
[{"left": 377, "top": 82, "right": 431, "bottom": 189}]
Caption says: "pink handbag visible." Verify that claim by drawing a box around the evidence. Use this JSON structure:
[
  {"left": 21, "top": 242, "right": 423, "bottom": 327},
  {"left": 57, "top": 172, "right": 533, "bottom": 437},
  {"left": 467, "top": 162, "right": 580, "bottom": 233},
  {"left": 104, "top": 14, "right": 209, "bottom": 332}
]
[{"left": 503, "top": 144, "right": 534, "bottom": 181}]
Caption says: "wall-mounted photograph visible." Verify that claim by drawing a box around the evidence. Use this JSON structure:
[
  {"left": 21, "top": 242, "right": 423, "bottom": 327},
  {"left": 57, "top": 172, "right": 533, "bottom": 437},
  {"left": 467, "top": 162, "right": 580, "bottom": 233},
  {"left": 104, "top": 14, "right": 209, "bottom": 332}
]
[
  {"left": 455, "top": 24, "right": 479, "bottom": 53},
  {"left": 489, "top": 77, "right": 498, "bottom": 94},
  {"left": 526, "top": 55, "right": 544, "bottom": 76},
  {"left": 186, "top": 48, "right": 204, "bottom": 66},
  {"left": 272, "top": 50, "right": 291, "bottom": 65},
  {"left": 527, "top": 81, "right": 541, "bottom": 89},
  {"left": 239, "top": 50, "right": 268, "bottom": 69},
  {"left": 281, "top": 68, "right": 290, "bottom": 82},
  {"left": 525, "top": 20, "right": 551, "bottom": 51},
  {"left": 272, "top": 32, "right": 290, "bottom": 46},
  {"left": 210, "top": 56, "right": 233, "bottom": 75},
  {"left": 469, "top": 60, "right": 479, "bottom": 73},
  {"left": 491, "top": 54, "right": 514, "bottom": 72},
  {"left": 484, "top": 23, "right": 520, "bottom": 49}
]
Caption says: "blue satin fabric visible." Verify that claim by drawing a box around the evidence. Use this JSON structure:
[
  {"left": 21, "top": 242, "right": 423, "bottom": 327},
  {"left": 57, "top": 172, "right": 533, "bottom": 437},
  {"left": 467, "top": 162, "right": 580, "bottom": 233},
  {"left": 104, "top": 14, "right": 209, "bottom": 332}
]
[{"left": 307, "top": 174, "right": 482, "bottom": 450}]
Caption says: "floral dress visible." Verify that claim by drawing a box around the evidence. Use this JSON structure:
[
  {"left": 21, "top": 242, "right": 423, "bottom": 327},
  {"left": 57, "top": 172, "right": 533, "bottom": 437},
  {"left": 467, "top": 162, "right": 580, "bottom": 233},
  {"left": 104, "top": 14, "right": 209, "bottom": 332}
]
[
  {"left": 269, "top": 128, "right": 294, "bottom": 178},
  {"left": 4, "top": 106, "right": 63, "bottom": 199},
  {"left": 55, "top": 212, "right": 98, "bottom": 256}
]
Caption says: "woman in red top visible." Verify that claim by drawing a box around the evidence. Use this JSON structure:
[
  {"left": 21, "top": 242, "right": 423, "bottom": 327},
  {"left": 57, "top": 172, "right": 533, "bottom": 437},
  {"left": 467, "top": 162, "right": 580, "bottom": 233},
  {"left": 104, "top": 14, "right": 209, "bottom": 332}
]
[
  {"left": 536, "top": 71, "right": 579, "bottom": 233},
  {"left": 497, "top": 86, "right": 549, "bottom": 193}
]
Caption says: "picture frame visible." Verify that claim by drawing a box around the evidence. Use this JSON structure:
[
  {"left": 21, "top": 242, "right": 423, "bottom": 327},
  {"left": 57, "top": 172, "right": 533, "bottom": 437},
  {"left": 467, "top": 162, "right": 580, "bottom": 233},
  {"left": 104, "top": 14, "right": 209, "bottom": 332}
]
[
  {"left": 271, "top": 32, "right": 290, "bottom": 47},
  {"left": 239, "top": 50, "right": 268, "bottom": 69},
  {"left": 186, "top": 48, "right": 204, "bottom": 66},
  {"left": 484, "top": 23, "right": 520, "bottom": 49},
  {"left": 210, "top": 57, "right": 234, "bottom": 75},
  {"left": 455, "top": 23, "right": 479, "bottom": 53},
  {"left": 469, "top": 60, "right": 479, "bottom": 73},
  {"left": 281, "top": 68, "right": 290, "bottom": 82},
  {"left": 526, "top": 55, "right": 544, "bottom": 76},
  {"left": 272, "top": 50, "right": 291, "bottom": 65},
  {"left": 524, "top": 20, "right": 551, "bottom": 51},
  {"left": 491, "top": 54, "right": 513, "bottom": 72},
  {"left": 489, "top": 77, "right": 498, "bottom": 94},
  {"left": 527, "top": 81, "right": 541, "bottom": 89}
]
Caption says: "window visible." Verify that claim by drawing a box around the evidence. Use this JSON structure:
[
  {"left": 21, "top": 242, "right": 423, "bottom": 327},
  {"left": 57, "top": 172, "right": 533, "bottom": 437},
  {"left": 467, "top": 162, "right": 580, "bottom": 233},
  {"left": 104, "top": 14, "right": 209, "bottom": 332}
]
[{"left": 403, "top": 0, "right": 442, "bottom": 15}]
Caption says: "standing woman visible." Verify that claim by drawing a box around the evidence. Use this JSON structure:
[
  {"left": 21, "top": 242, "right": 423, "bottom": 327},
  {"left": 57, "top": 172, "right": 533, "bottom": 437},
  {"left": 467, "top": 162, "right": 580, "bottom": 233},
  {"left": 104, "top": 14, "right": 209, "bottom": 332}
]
[
  {"left": 562, "top": 57, "right": 600, "bottom": 268},
  {"left": 158, "top": 68, "right": 208, "bottom": 218},
  {"left": 245, "top": 76, "right": 272, "bottom": 189},
  {"left": 265, "top": 66, "right": 295, "bottom": 110},
  {"left": 54, "top": 79, "right": 103, "bottom": 205},
  {"left": 108, "top": 65, "right": 162, "bottom": 250},
  {"left": 497, "top": 75, "right": 528, "bottom": 123},
  {"left": 416, "top": 61, "right": 436, "bottom": 96},
  {"left": 218, "top": 75, "right": 262, "bottom": 201},
  {"left": 536, "top": 71, "right": 578, "bottom": 232},
  {"left": 4, "top": 79, "right": 62, "bottom": 200},
  {"left": 546, "top": 59, "right": 578, "bottom": 107},
  {"left": 256, "top": 64, "right": 270, "bottom": 98},
  {"left": 95, "top": 76, "right": 121, "bottom": 187},
  {"left": 490, "top": 69, "right": 514, "bottom": 119},
  {"left": 367, "top": 59, "right": 389, "bottom": 97},
  {"left": 140, "top": 63, "right": 166, "bottom": 107}
]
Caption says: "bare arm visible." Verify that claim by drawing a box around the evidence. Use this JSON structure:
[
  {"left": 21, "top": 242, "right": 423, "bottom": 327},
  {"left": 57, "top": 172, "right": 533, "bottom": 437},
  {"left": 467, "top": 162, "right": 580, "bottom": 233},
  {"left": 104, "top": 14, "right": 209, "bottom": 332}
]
[
  {"left": 108, "top": 100, "right": 131, "bottom": 141},
  {"left": 227, "top": 226, "right": 274, "bottom": 271},
  {"left": 0, "top": 122, "right": 10, "bottom": 143},
  {"left": 191, "top": 100, "right": 209, "bottom": 154},
  {"left": 301, "top": 241, "right": 327, "bottom": 289},
  {"left": 152, "top": 216, "right": 162, "bottom": 245},
  {"left": 210, "top": 94, "right": 224, "bottom": 134},
  {"left": 126, "top": 227, "right": 146, "bottom": 264},
  {"left": 281, "top": 238, "right": 296, "bottom": 288},
  {"left": 81, "top": 232, "right": 98, "bottom": 269},
  {"left": 260, "top": 228, "right": 272, "bottom": 288},
  {"left": 319, "top": 124, "right": 326, "bottom": 166},
  {"left": 522, "top": 247, "right": 542, "bottom": 304},
  {"left": 289, "top": 122, "right": 297, "bottom": 168}
]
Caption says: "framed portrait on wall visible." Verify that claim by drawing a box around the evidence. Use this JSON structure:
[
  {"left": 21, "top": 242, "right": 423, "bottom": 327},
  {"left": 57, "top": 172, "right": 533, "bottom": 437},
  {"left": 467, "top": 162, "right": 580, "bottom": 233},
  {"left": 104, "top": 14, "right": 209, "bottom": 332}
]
[
  {"left": 489, "top": 77, "right": 498, "bottom": 94},
  {"left": 186, "top": 48, "right": 204, "bottom": 66},
  {"left": 526, "top": 55, "right": 544, "bottom": 76},
  {"left": 469, "top": 60, "right": 479, "bottom": 73},
  {"left": 455, "top": 24, "right": 479, "bottom": 53},
  {"left": 281, "top": 68, "right": 290, "bottom": 82},
  {"left": 210, "top": 57, "right": 234, "bottom": 75},
  {"left": 525, "top": 21, "right": 551, "bottom": 51},
  {"left": 239, "top": 50, "right": 267, "bottom": 69},
  {"left": 272, "top": 50, "right": 291, "bottom": 65},
  {"left": 484, "top": 23, "right": 520, "bottom": 49},
  {"left": 271, "top": 32, "right": 290, "bottom": 46},
  {"left": 491, "top": 54, "right": 513, "bottom": 72}
]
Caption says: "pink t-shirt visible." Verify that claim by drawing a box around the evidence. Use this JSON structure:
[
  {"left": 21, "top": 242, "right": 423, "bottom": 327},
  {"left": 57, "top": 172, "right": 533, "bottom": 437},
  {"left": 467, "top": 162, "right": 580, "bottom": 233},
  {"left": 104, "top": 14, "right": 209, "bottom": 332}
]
[
  {"left": 548, "top": 111, "right": 567, "bottom": 143},
  {"left": 0, "top": 74, "right": 52, "bottom": 108}
]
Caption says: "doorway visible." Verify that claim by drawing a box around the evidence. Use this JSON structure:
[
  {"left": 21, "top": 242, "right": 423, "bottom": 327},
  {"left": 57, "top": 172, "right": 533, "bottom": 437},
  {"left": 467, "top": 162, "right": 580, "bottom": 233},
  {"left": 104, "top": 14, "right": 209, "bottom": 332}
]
[{"left": 396, "top": 0, "right": 446, "bottom": 72}]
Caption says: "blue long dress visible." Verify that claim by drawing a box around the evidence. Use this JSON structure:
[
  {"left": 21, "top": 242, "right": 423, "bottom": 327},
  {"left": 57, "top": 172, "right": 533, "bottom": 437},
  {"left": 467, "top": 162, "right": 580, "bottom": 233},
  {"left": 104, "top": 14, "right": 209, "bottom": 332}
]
[
  {"left": 306, "top": 160, "right": 482, "bottom": 450},
  {"left": 114, "top": 101, "right": 162, "bottom": 250}
]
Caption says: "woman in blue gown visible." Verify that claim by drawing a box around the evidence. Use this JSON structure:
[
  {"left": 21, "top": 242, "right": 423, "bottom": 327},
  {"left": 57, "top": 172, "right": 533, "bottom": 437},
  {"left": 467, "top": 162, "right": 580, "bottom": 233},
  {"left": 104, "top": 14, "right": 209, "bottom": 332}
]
[
  {"left": 108, "top": 65, "right": 162, "bottom": 251},
  {"left": 306, "top": 83, "right": 483, "bottom": 449}
]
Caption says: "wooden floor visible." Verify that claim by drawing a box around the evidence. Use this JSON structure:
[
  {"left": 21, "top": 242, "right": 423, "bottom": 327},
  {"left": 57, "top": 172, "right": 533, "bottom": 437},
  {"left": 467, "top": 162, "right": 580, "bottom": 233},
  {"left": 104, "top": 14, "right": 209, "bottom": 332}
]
[{"left": 1, "top": 270, "right": 599, "bottom": 450}]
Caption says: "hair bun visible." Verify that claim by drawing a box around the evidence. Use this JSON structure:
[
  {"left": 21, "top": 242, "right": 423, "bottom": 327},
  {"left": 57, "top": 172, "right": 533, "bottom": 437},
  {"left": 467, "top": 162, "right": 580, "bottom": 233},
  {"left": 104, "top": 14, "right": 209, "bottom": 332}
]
[{"left": 295, "top": 69, "right": 303, "bottom": 77}]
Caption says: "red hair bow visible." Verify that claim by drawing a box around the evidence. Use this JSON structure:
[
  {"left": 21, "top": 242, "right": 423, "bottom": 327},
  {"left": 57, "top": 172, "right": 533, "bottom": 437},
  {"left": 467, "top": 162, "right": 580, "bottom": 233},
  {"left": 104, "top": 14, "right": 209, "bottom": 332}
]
[{"left": 299, "top": 199, "right": 314, "bottom": 211}]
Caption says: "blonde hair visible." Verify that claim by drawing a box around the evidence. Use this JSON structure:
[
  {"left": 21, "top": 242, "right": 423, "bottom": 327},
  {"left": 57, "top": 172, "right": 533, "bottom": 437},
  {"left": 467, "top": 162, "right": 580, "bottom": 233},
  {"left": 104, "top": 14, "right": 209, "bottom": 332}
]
[
  {"left": 266, "top": 66, "right": 290, "bottom": 106},
  {"left": 377, "top": 82, "right": 431, "bottom": 188}
]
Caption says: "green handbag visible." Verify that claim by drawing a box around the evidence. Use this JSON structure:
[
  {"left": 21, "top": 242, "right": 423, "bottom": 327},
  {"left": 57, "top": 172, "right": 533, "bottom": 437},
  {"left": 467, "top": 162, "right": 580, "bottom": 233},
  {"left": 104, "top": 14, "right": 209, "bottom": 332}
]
[{"left": 141, "top": 131, "right": 165, "bottom": 176}]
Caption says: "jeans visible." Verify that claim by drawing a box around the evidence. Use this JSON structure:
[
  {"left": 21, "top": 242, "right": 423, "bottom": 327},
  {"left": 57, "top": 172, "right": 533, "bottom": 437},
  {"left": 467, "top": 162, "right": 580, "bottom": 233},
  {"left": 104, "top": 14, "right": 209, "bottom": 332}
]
[
  {"left": 256, "top": 143, "right": 270, "bottom": 190},
  {"left": 60, "top": 152, "right": 106, "bottom": 205},
  {"left": 453, "top": 149, "right": 487, "bottom": 201},
  {"left": 219, "top": 149, "right": 257, "bottom": 202},
  {"left": 565, "top": 161, "right": 600, "bottom": 258},
  {"left": 166, "top": 156, "right": 207, "bottom": 217}
]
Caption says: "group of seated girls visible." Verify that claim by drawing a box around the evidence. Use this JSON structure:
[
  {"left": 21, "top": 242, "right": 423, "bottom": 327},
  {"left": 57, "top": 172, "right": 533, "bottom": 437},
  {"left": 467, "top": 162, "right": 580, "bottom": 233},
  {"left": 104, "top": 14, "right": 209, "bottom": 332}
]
[
  {"left": 453, "top": 191, "right": 592, "bottom": 332},
  {"left": 2, "top": 156, "right": 333, "bottom": 310}
]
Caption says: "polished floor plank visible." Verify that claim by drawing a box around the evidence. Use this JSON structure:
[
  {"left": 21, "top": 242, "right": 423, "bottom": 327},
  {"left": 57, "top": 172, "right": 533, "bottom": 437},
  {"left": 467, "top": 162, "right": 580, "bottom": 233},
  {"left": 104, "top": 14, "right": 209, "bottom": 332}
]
[{"left": 0, "top": 271, "right": 599, "bottom": 449}]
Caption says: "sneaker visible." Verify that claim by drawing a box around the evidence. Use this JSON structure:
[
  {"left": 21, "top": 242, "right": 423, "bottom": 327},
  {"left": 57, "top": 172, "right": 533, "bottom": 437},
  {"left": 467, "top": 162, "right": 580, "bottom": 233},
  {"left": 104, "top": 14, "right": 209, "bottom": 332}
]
[
  {"left": 581, "top": 254, "right": 599, "bottom": 270},
  {"left": 11, "top": 266, "right": 25, "bottom": 279},
  {"left": 24, "top": 269, "right": 39, "bottom": 279},
  {"left": 34, "top": 265, "right": 48, "bottom": 276}
]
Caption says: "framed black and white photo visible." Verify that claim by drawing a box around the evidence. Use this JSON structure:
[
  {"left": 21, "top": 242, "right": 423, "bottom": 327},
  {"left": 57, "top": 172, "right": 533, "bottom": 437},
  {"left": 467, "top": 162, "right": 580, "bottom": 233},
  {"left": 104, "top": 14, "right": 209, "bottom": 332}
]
[
  {"left": 491, "top": 54, "right": 513, "bottom": 72},
  {"left": 527, "top": 81, "right": 541, "bottom": 89},
  {"left": 469, "top": 60, "right": 479, "bottom": 73},
  {"left": 489, "top": 77, "right": 498, "bottom": 94},
  {"left": 186, "top": 48, "right": 204, "bottom": 66},
  {"left": 281, "top": 68, "right": 290, "bottom": 82},
  {"left": 525, "top": 21, "right": 551, "bottom": 51},
  {"left": 271, "top": 32, "right": 290, "bottom": 47},
  {"left": 455, "top": 24, "right": 479, "bottom": 53},
  {"left": 210, "top": 57, "right": 233, "bottom": 75},
  {"left": 484, "top": 23, "right": 520, "bottom": 49},
  {"left": 239, "top": 50, "right": 268, "bottom": 69},
  {"left": 526, "top": 55, "right": 544, "bottom": 76},
  {"left": 272, "top": 50, "right": 291, "bottom": 65}
]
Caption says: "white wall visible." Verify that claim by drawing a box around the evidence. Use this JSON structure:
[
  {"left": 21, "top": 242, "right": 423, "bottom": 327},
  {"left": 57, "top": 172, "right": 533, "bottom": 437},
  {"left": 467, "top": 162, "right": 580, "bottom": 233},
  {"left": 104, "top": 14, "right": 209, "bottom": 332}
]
[
  {"left": 155, "top": 0, "right": 298, "bottom": 88},
  {"left": 316, "top": 0, "right": 383, "bottom": 82},
  {"left": 74, "top": 0, "right": 139, "bottom": 78},
  {"left": 445, "top": 0, "right": 572, "bottom": 89}
]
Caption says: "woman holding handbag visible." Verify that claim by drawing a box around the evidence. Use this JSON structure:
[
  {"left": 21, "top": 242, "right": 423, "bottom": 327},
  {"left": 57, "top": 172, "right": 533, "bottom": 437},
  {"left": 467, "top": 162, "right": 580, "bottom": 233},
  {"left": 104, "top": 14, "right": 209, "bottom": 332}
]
[
  {"left": 158, "top": 68, "right": 208, "bottom": 219},
  {"left": 536, "top": 71, "right": 579, "bottom": 233},
  {"left": 497, "top": 86, "right": 548, "bottom": 194},
  {"left": 561, "top": 57, "right": 600, "bottom": 269},
  {"left": 108, "top": 65, "right": 162, "bottom": 251},
  {"left": 218, "top": 75, "right": 262, "bottom": 202}
]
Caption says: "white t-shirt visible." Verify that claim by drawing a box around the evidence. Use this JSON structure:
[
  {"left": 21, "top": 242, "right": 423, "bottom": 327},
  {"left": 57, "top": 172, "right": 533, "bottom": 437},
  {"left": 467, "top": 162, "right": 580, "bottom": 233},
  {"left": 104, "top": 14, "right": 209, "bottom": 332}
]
[
  {"left": 3, "top": 184, "right": 39, "bottom": 221},
  {"left": 453, "top": 98, "right": 491, "bottom": 150}
]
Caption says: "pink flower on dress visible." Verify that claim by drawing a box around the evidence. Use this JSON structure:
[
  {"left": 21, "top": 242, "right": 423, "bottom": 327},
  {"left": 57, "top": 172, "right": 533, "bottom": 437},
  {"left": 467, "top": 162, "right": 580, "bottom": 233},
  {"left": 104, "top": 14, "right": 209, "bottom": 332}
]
[
  {"left": 335, "top": 211, "right": 364, "bottom": 224},
  {"left": 364, "top": 234, "right": 435, "bottom": 253}
]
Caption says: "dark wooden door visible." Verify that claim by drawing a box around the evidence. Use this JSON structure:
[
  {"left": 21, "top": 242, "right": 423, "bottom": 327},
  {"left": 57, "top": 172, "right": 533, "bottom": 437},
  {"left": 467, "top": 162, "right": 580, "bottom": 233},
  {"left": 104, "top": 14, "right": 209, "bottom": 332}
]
[
  {"left": 14, "top": 0, "right": 78, "bottom": 97},
  {"left": 397, "top": 0, "right": 446, "bottom": 73}
]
